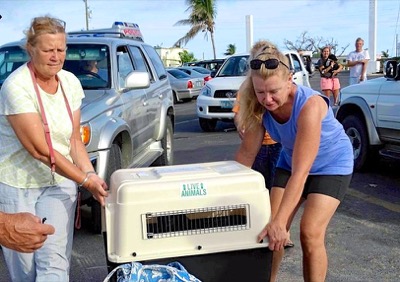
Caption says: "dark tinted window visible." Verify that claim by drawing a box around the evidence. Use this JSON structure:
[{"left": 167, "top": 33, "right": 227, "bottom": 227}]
[
  {"left": 290, "top": 53, "right": 302, "bottom": 72},
  {"left": 143, "top": 45, "right": 167, "bottom": 80},
  {"left": 128, "top": 45, "right": 154, "bottom": 82},
  {"left": 167, "top": 69, "right": 190, "bottom": 79},
  {"left": 64, "top": 44, "right": 110, "bottom": 89},
  {"left": 0, "top": 46, "right": 29, "bottom": 87},
  {"left": 218, "top": 55, "right": 249, "bottom": 77},
  {"left": 192, "top": 67, "right": 210, "bottom": 74}
]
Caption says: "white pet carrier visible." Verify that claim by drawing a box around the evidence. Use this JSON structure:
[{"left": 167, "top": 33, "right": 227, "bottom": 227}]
[{"left": 104, "top": 161, "right": 273, "bottom": 281}]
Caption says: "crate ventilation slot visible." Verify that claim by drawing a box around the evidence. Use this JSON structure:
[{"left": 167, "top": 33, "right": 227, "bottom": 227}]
[{"left": 144, "top": 204, "right": 250, "bottom": 239}]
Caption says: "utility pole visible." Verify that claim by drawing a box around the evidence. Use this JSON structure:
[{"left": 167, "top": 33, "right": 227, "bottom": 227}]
[
  {"left": 246, "top": 15, "right": 253, "bottom": 53},
  {"left": 83, "top": 0, "right": 89, "bottom": 30},
  {"left": 368, "top": 0, "right": 377, "bottom": 73}
]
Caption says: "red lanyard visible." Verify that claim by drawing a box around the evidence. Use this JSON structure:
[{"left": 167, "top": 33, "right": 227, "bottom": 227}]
[{"left": 27, "top": 62, "right": 73, "bottom": 185}]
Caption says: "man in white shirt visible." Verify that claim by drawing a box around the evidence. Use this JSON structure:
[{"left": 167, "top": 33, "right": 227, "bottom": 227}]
[{"left": 346, "top": 37, "right": 370, "bottom": 85}]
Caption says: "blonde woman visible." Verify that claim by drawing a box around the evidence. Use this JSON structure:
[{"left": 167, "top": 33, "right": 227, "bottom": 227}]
[{"left": 235, "top": 40, "right": 353, "bottom": 281}]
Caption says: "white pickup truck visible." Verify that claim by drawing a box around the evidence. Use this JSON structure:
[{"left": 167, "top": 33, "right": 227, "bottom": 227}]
[
  {"left": 196, "top": 50, "right": 310, "bottom": 132},
  {"left": 335, "top": 60, "right": 400, "bottom": 170}
]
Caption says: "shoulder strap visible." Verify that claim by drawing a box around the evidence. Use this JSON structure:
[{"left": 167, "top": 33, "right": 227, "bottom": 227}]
[{"left": 27, "top": 62, "right": 73, "bottom": 185}]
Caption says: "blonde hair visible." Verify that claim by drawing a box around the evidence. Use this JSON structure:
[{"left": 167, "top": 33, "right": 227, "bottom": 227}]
[
  {"left": 25, "top": 15, "right": 66, "bottom": 49},
  {"left": 237, "top": 40, "right": 291, "bottom": 131}
]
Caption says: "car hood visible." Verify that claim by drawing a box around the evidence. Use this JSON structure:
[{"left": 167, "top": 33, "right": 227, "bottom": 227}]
[
  {"left": 341, "top": 77, "right": 387, "bottom": 96},
  {"left": 207, "top": 76, "right": 246, "bottom": 91},
  {"left": 80, "top": 90, "right": 121, "bottom": 123}
]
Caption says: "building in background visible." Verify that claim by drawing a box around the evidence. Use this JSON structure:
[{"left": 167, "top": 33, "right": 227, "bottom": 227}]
[{"left": 155, "top": 47, "right": 185, "bottom": 67}]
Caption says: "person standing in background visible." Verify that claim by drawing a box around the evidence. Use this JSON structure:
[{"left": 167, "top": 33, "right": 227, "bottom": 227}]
[
  {"left": 347, "top": 37, "right": 370, "bottom": 85},
  {"left": 317, "top": 46, "right": 343, "bottom": 105}
]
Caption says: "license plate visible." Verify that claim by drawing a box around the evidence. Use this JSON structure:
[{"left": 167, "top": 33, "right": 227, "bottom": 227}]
[
  {"left": 196, "top": 81, "right": 202, "bottom": 87},
  {"left": 220, "top": 100, "right": 233, "bottom": 109}
]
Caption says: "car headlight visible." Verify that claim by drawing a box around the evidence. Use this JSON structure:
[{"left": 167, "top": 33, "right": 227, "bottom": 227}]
[
  {"left": 80, "top": 124, "right": 91, "bottom": 145},
  {"left": 200, "top": 85, "right": 212, "bottom": 97}
]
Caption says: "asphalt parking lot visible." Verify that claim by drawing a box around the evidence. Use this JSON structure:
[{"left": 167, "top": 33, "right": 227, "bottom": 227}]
[{"left": 1, "top": 69, "right": 398, "bottom": 282}]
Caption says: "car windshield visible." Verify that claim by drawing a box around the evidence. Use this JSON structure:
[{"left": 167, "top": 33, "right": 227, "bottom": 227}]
[
  {"left": 192, "top": 67, "right": 210, "bottom": 74},
  {"left": 64, "top": 44, "right": 110, "bottom": 89},
  {"left": 0, "top": 43, "right": 110, "bottom": 90},
  {"left": 0, "top": 46, "right": 29, "bottom": 88},
  {"left": 217, "top": 55, "right": 249, "bottom": 77}
]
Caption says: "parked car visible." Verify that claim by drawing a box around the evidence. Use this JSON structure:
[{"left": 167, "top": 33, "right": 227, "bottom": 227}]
[
  {"left": 196, "top": 51, "right": 311, "bottom": 132},
  {"left": 166, "top": 68, "right": 204, "bottom": 103},
  {"left": 188, "top": 59, "right": 226, "bottom": 77},
  {"left": 0, "top": 21, "right": 175, "bottom": 233},
  {"left": 335, "top": 59, "right": 400, "bottom": 171},
  {"left": 176, "top": 66, "right": 212, "bottom": 83}
]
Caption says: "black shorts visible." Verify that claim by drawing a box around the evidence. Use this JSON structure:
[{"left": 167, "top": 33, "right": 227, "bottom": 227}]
[{"left": 273, "top": 168, "right": 352, "bottom": 201}]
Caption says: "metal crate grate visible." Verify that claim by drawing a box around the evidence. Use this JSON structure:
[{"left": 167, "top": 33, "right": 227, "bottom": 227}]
[{"left": 143, "top": 204, "right": 249, "bottom": 239}]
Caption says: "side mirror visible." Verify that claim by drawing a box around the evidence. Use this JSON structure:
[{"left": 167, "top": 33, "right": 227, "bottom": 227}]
[{"left": 125, "top": 71, "right": 150, "bottom": 89}]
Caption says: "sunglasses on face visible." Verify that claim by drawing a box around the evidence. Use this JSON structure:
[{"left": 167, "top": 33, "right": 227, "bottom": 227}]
[{"left": 249, "top": 58, "right": 290, "bottom": 70}]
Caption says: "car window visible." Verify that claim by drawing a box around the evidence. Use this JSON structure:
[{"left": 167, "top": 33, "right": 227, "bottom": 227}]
[
  {"left": 167, "top": 69, "right": 190, "bottom": 79},
  {"left": 192, "top": 60, "right": 224, "bottom": 71},
  {"left": 117, "top": 46, "right": 134, "bottom": 88},
  {"left": 0, "top": 46, "right": 29, "bottom": 87},
  {"left": 128, "top": 45, "right": 155, "bottom": 82},
  {"left": 290, "top": 53, "right": 302, "bottom": 73},
  {"left": 64, "top": 44, "right": 110, "bottom": 89},
  {"left": 177, "top": 68, "right": 191, "bottom": 75},
  {"left": 192, "top": 67, "right": 209, "bottom": 74},
  {"left": 128, "top": 46, "right": 147, "bottom": 72},
  {"left": 143, "top": 45, "right": 167, "bottom": 80},
  {"left": 218, "top": 55, "right": 249, "bottom": 77}
]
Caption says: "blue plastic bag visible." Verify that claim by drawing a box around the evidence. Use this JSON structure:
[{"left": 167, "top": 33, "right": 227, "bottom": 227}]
[{"left": 103, "top": 261, "right": 201, "bottom": 282}]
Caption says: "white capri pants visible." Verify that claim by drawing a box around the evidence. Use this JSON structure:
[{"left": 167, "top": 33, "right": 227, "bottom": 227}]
[{"left": 0, "top": 179, "right": 77, "bottom": 282}]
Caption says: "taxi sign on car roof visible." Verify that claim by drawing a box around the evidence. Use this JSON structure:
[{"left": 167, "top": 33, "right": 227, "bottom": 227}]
[{"left": 68, "top": 21, "right": 144, "bottom": 41}]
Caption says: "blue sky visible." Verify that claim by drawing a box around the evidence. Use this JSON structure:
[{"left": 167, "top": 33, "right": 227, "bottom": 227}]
[{"left": 1, "top": 0, "right": 399, "bottom": 60}]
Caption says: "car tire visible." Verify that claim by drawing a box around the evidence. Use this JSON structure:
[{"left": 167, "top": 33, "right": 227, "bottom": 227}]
[
  {"left": 306, "top": 61, "right": 315, "bottom": 75},
  {"left": 199, "top": 117, "right": 217, "bottom": 132},
  {"left": 152, "top": 117, "right": 174, "bottom": 166},
  {"left": 342, "top": 115, "right": 371, "bottom": 171},
  {"left": 91, "top": 143, "right": 122, "bottom": 234}
]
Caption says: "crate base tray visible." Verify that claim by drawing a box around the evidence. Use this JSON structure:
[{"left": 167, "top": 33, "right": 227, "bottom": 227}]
[{"left": 107, "top": 247, "right": 272, "bottom": 282}]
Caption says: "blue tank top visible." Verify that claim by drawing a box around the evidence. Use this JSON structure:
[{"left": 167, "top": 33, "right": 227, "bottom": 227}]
[{"left": 262, "top": 84, "right": 353, "bottom": 175}]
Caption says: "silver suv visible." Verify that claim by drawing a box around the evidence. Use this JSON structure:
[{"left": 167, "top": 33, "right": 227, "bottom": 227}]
[{"left": 0, "top": 22, "right": 175, "bottom": 233}]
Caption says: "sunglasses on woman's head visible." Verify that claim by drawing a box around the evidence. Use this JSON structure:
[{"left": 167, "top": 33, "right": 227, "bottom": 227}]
[{"left": 249, "top": 58, "right": 290, "bottom": 70}]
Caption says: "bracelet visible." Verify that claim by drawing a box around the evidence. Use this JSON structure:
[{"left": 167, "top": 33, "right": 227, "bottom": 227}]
[
  {"left": 78, "top": 171, "right": 96, "bottom": 187},
  {"left": 78, "top": 175, "right": 89, "bottom": 187}
]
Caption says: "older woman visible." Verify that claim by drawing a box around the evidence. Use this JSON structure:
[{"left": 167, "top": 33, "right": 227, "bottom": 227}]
[
  {"left": 235, "top": 40, "right": 353, "bottom": 282},
  {"left": 0, "top": 16, "right": 108, "bottom": 281}
]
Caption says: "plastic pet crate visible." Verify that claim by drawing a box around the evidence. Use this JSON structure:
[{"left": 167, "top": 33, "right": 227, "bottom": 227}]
[{"left": 104, "top": 161, "right": 273, "bottom": 281}]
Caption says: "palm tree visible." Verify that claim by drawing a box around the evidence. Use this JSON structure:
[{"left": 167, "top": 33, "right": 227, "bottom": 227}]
[
  {"left": 174, "top": 0, "right": 217, "bottom": 59},
  {"left": 224, "top": 43, "right": 236, "bottom": 56}
]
